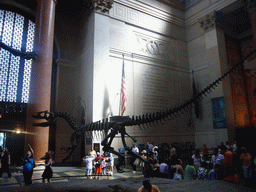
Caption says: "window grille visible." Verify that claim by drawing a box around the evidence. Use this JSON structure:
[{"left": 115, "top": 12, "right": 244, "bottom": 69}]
[{"left": 0, "top": 10, "right": 35, "bottom": 103}]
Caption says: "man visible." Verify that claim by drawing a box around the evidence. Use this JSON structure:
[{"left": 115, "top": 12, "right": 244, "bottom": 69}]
[
  {"left": 147, "top": 142, "right": 154, "bottom": 157},
  {"left": 131, "top": 143, "right": 139, "bottom": 173},
  {"left": 223, "top": 146, "right": 233, "bottom": 177},
  {"left": 169, "top": 144, "right": 176, "bottom": 158},
  {"left": 0, "top": 147, "right": 11, "bottom": 178},
  {"left": 104, "top": 150, "right": 114, "bottom": 176},
  {"left": 159, "top": 160, "right": 168, "bottom": 178},
  {"left": 211, "top": 148, "right": 224, "bottom": 167},
  {"left": 138, "top": 179, "right": 160, "bottom": 192}
]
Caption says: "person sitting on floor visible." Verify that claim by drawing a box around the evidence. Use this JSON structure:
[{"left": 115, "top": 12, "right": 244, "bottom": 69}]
[
  {"left": 159, "top": 160, "right": 168, "bottom": 178},
  {"left": 223, "top": 168, "right": 239, "bottom": 184},
  {"left": 137, "top": 179, "right": 160, "bottom": 192},
  {"left": 184, "top": 158, "right": 197, "bottom": 180},
  {"left": 197, "top": 161, "right": 208, "bottom": 180}
]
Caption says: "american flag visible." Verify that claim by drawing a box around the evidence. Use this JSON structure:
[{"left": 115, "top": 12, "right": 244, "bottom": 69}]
[{"left": 120, "top": 58, "right": 127, "bottom": 116}]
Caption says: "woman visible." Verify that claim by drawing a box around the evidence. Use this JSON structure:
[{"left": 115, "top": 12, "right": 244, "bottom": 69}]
[
  {"left": 89, "top": 147, "right": 97, "bottom": 158},
  {"left": 41, "top": 152, "right": 53, "bottom": 183},
  {"left": 140, "top": 150, "right": 147, "bottom": 172},
  {"left": 192, "top": 149, "right": 202, "bottom": 173},
  {"left": 173, "top": 159, "right": 184, "bottom": 180},
  {"left": 22, "top": 144, "right": 35, "bottom": 185}
]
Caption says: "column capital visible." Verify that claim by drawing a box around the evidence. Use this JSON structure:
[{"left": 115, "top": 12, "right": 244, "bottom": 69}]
[
  {"left": 92, "top": 0, "right": 114, "bottom": 13},
  {"left": 243, "top": 0, "right": 256, "bottom": 13},
  {"left": 198, "top": 11, "right": 219, "bottom": 31}
]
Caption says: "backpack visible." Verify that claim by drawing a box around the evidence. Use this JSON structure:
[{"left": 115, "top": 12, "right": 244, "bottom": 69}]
[{"left": 173, "top": 166, "right": 182, "bottom": 180}]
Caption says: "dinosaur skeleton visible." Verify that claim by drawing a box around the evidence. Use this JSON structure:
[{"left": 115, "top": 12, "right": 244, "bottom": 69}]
[{"left": 32, "top": 48, "right": 256, "bottom": 172}]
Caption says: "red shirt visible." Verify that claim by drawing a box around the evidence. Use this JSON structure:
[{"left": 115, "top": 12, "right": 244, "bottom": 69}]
[
  {"left": 224, "top": 175, "right": 239, "bottom": 184},
  {"left": 240, "top": 153, "right": 252, "bottom": 166},
  {"left": 202, "top": 147, "right": 208, "bottom": 155},
  {"left": 223, "top": 151, "right": 233, "bottom": 167}
]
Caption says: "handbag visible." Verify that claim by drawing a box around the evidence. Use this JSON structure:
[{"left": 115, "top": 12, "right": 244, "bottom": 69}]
[{"left": 133, "top": 158, "right": 140, "bottom": 166}]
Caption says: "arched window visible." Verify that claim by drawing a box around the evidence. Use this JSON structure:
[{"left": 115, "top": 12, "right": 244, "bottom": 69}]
[{"left": 0, "top": 9, "right": 35, "bottom": 103}]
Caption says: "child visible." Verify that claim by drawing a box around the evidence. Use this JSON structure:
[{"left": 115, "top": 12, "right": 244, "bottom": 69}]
[
  {"left": 208, "top": 163, "right": 215, "bottom": 180},
  {"left": 93, "top": 152, "right": 105, "bottom": 179},
  {"left": 184, "top": 158, "right": 197, "bottom": 180},
  {"left": 101, "top": 156, "right": 106, "bottom": 175},
  {"left": 173, "top": 159, "right": 184, "bottom": 180},
  {"left": 197, "top": 161, "right": 208, "bottom": 180},
  {"left": 83, "top": 155, "right": 93, "bottom": 179}
]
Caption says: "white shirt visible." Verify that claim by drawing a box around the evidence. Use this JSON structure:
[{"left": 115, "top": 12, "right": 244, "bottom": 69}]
[
  {"left": 89, "top": 150, "right": 97, "bottom": 158},
  {"left": 132, "top": 147, "right": 139, "bottom": 154},
  {"left": 159, "top": 163, "right": 168, "bottom": 173},
  {"left": 84, "top": 157, "right": 93, "bottom": 169},
  {"left": 232, "top": 144, "right": 237, "bottom": 153},
  {"left": 192, "top": 154, "right": 202, "bottom": 166},
  {"left": 211, "top": 154, "right": 224, "bottom": 166}
]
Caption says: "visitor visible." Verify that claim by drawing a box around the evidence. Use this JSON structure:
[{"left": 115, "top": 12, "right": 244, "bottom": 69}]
[
  {"left": 201, "top": 144, "right": 208, "bottom": 156},
  {"left": 83, "top": 155, "right": 93, "bottom": 179},
  {"left": 168, "top": 144, "right": 176, "bottom": 158},
  {"left": 143, "top": 158, "right": 154, "bottom": 178},
  {"left": 197, "top": 161, "right": 208, "bottom": 180},
  {"left": 103, "top": 150, "right": 114, "bottom": 175},
  {"left": 159, "top": 160, "right": 168, "bottom": 178},
  {"left": 0, "top": 147, "right": 11, "bottom": 178},
  {"left": 173, "top": 159, "right": 184, "bottom": 180},
  {"left": 184, "top": 158, "right": 196, "bottom": 180},
  {"left": 152, "top": 159, "right": 160, "bottom": 177},
  {"left": 231, "top": 140, "right": 237, "bottom": 155},
  {"left": 223, "top": 168, "right": 239, "bottom": 184},
  {"left": 89, "top": 147, "right": 97, "bottom": 158},
  {"left": 93, "top": 152, "right": 104, "bottom": 179},
  {"left": 225, "top": 141, "right": 230, "bottom": 150},
  {"left": 147, "top": 142, "right": 154, "bottom": 157},
  {"left": 22, "top": 144, "right": 35, "bottom": 185},
  {"left": 137, "top": 179, "right": 160, "bottom": 192},
  {"left": 211, "top": 148, "right": 224, "bottom": 167},
  {"left": 223, "top": 146, "right": 233, "bottom": 177},
  {"left": 131, "top": 143, "right": 139, "bottom": 173},
  {"left": 152, "top": 146, "right": 159, "bottom": 162},
  {"left": 240, "top": 147, "right": 252, "bottom": 181},
  {"left": 207, "top": 163, "right": 215, "bottom": 180},
  {"left": 140, "top": 150, "right": 147, "bottom": 172},
  {"left": 214, "top": 164, "right": 224, "bottom": 180},
  {"left": 41, "top": 152, "right": 53, "bottom": 183},
  {"left": 192, "top": 149, "right": 202, "bottom": 172}
]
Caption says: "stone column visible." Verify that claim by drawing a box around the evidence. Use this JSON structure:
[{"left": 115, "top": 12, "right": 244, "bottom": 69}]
[
  {"left": 198, "top": 11, "right": 231, "bottom": 144},
  {"left": 90, "top": 0, "right": 113, "bottom": 151},
  {"left": 244, "top": 0, "right": 256, "bottom": 126},
  {"left": 246, "top": 0, "right": 256, "bottom": 44},
  {"left": 25, "top": 0, "right": 56, "bottom": 162}
]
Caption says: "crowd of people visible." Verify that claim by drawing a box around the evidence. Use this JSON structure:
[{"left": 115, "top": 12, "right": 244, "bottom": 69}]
[
  {"left": 0, "top": 140, "right": 255, "bottom": 188},
  {"left": 82, "top": 147, "right": 114, "bottom": 179},
  {"left": 134, "top": 141, "right": 255, "bottom": 186}
]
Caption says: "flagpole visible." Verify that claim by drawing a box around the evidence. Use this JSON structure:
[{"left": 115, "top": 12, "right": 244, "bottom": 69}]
[
  {"left": 119, "top": 54, "right": 124, "bottom": 116},
  {"left": 192, "top": 70, "right": 199, "bottom": 119}
]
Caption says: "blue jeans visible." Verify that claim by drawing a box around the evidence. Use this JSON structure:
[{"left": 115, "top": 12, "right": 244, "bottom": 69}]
[{"left": 243, "top": 166, "right": 252, "bottom": 178}]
